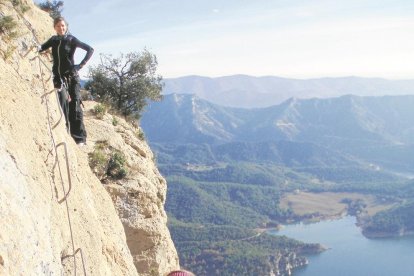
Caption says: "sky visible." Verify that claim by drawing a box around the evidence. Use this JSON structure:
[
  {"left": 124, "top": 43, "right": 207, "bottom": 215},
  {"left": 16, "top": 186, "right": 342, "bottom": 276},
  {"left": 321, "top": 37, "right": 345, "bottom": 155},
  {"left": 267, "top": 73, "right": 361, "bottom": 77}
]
[{"left": 39, "top": 0, "right": 414, "bottom": 79}]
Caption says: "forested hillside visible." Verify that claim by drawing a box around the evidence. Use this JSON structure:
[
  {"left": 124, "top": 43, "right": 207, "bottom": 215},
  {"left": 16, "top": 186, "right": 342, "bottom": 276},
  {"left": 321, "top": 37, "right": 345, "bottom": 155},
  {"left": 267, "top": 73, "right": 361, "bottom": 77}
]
[{"left": 141, "top": 94, "right": 414, "bottom": 275}]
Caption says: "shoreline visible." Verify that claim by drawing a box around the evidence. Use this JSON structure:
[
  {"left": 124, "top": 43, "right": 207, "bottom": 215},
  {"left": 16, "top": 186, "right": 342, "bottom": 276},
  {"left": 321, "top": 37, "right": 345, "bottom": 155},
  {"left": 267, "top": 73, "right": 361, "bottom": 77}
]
[
  {"left": 277, "top": 191, "right": 412, "bottom": 239},
  {"left": 361, "top": 228, "right": 414, "bottom": 239},
  {"left": 266, "top": 212, "right": 414, "bottom": 240}
]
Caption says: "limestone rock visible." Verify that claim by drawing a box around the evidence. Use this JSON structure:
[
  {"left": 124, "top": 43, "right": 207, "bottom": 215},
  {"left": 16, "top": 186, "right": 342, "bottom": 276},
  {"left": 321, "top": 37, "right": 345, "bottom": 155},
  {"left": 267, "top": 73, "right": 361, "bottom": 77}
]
[
  {"left": 83, "top": 102, "right": 180, "bottom": 275},
  {"left": 0, "top": 1, "right": 178, "bottom": 275}
]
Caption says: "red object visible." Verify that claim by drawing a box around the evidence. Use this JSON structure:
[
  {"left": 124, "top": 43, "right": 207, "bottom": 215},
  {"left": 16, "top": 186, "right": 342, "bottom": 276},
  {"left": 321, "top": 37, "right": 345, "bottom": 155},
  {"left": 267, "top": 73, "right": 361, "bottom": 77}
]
[{"left": 167, "top": 271, "right": 193, "bottom": 276}]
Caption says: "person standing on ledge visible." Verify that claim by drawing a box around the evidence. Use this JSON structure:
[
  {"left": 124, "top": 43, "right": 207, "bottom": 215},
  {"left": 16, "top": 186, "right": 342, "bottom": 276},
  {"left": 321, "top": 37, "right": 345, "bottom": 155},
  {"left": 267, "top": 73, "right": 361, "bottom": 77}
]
[{"left": 39, "top": 16, "right": 94, "bottom": 146}]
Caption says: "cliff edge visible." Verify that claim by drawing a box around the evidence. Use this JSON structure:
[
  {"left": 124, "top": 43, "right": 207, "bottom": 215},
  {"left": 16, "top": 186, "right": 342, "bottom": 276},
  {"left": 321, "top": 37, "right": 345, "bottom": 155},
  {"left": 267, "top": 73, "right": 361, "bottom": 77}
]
[
  {"left": 82, "top": 101, "right": 180, "bottom": 275},
  {"left": 0, "top": 0, "right": 178, "bottom": 275}
]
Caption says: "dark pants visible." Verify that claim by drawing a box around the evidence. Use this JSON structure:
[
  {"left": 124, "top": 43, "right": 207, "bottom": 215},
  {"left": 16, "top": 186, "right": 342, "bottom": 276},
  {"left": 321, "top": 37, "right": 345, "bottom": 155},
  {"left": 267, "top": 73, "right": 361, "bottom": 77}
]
[
  {"left": 56, "top": 72, "right": 87, "bottom": 143},
  {"left": 58, "top": 87, "right": 70, "bottom": 131}
]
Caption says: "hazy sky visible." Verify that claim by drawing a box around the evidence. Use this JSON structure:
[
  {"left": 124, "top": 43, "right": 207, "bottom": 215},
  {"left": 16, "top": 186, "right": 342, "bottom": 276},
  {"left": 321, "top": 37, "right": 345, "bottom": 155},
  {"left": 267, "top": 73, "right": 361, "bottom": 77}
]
[{"left": 42, "top": 0, "right": 414, "bottom": 79}]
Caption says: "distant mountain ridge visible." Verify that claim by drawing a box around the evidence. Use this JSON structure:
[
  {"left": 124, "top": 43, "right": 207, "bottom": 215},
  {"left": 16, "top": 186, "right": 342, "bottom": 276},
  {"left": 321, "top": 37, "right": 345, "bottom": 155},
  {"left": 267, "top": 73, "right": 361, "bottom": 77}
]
[
  {"left": 141, "top": 94, "right": 414, "bottom": 172},
  {"left": 163, "top": 75, "right": 414, "bottom": 108},
  {"left": 143, "top": 94, "right": 414, "bottom": 146}
]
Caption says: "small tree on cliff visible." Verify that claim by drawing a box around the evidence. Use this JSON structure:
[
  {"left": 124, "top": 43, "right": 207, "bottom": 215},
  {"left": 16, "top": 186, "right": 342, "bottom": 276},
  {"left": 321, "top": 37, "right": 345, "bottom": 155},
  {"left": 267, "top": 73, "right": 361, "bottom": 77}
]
[
  {"left": 86, "top": 50, "right": 163, "bottom": 119},
  {"left": 37, "top": 0, "right": 64, "bottom": 18}
]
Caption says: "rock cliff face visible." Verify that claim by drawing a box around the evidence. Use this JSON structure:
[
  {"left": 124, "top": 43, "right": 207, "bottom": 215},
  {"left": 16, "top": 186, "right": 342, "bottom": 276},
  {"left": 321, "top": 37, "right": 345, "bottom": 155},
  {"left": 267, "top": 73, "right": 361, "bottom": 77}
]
[
  {"left": 0, "top": 1, "right": 178, "bottom": 275},
  {"left": 83, "top": 101, "right": 180, "bottom": 275}
]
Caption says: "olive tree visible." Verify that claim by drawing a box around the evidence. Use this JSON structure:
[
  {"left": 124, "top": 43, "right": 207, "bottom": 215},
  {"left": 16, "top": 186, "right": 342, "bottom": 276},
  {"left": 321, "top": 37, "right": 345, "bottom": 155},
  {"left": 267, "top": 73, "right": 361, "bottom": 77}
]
[{"left": 86, "top": 50, "right": 163, "bottom": 119}]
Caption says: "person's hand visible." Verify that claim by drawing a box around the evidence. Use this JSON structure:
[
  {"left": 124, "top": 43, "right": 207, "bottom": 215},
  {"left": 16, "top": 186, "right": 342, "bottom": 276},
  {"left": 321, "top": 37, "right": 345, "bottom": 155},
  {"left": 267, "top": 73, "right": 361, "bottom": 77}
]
[
  {"left": 39, "top": 48, "right": 50, "bottom": 56},
  {"left": 73, "top": 64, "right": 83, "bottom": 71}
]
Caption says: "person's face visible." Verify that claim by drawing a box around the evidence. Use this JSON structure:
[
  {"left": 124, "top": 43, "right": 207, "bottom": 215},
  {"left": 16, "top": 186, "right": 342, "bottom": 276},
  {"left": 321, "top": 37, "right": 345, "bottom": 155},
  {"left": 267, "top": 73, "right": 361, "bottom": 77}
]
[{"left": 54, "top": 20, "right": 67, "bottom": 35}]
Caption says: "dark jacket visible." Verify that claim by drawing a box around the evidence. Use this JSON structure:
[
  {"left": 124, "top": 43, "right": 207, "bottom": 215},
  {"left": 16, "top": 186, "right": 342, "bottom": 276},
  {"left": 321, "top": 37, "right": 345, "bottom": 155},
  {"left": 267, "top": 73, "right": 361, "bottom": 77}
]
[{"left": 40, "top": 33, "right": 94, "bottom": 83}]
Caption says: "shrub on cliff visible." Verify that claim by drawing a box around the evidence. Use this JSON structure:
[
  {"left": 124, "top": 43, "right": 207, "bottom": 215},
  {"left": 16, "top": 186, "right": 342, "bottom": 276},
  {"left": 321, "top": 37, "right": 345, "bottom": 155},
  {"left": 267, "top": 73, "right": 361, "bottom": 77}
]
[{"left": 88, "top": 141, "right": 128, "bottom": 180}]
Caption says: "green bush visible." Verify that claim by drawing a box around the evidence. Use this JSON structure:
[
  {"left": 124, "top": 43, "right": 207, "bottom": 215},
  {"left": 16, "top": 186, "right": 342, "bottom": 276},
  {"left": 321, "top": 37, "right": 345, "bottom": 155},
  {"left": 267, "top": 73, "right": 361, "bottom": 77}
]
[
  {"left": 0, "top": 15, "right": 18, "bottom": 44},
  {"left": 93, "top": 104, "right": 106, "bottom": 119},
  {"left": 107, "top": 151, "right": 128, "bottom": 179},
  {"left": 0, "top": 16, "right": 17, "bottom": 35},
  {"left": 1, "top": 45, "right": 16, "bottom": 60},
  {"left": 88, "top": 149, "right": 107, "bottom": 179},
  {"left": 117, "top": 167, "right": 128, "bottom": 179},
  {"left": 11, "top": 0, "right": 30, "bottom": 14},
  {"left": 136, "top": 128, "right": 145, "bottom": 141},
  {"left": 0, "top": 15, "right": 19, "bottom": 61},
  {"left": 95, "top": 140, "right": 109, "bottom": 150},
  {"left": 88, "top": 141, "right": 128, "bottom": 180},
  {"left": 112, "top": 117, "right": 119, "bottom": 126}
]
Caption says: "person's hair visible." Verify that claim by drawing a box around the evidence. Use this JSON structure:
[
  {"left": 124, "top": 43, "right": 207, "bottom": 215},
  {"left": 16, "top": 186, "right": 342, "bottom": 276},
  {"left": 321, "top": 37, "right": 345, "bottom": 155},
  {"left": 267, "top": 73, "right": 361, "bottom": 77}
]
[{"left": 53, "top": 16, "right": 66, "bottom": 27}]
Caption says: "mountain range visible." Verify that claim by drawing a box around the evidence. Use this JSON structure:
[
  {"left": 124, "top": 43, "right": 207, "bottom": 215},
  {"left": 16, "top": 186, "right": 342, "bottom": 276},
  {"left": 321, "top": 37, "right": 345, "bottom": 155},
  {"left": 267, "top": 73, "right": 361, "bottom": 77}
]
[
  {"left": 143, "top": 77, "right": 414, "bottom": 274},
  {"left": 141, "top": 93, "right": 414, "bottom": 173},
  {"left": 163, "top": 75, "right": 414, "bottom": 108}
]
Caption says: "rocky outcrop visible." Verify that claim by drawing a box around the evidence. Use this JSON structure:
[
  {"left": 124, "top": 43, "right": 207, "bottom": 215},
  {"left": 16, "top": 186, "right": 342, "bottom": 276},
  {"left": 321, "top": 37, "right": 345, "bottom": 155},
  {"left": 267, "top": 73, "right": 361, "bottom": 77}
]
[
  {"left": 279, "top": 253, "right": 308, "bottom": 276},
  {"left": 0, "top": 1, "right": 178, "bottom": 275},
  {"left": 83, "top": 102, "right": 179, "bottom": 275},
  {"left": 268, "top": 252, "right": 308, "bottom": 276}
]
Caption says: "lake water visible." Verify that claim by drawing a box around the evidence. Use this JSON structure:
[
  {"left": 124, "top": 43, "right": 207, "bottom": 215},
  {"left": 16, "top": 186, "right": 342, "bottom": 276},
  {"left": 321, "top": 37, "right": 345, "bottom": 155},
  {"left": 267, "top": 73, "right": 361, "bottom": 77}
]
[{"left": 270, "top": 216, "right": 414, "bottom": 276}]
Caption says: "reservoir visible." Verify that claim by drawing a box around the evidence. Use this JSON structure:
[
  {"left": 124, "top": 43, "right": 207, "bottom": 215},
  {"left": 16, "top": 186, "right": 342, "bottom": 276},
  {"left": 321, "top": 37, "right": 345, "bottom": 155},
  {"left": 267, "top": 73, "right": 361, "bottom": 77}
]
[{"left": 271, "top": 216, "right": 414, "bottom": 276}]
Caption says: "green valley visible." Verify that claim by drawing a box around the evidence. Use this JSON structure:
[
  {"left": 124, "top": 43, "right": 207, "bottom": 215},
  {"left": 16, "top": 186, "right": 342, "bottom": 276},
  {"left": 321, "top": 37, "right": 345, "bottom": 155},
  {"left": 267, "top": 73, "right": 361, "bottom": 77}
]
[{"left": 141, "top": 93, "right": 414, "bottom": 275}]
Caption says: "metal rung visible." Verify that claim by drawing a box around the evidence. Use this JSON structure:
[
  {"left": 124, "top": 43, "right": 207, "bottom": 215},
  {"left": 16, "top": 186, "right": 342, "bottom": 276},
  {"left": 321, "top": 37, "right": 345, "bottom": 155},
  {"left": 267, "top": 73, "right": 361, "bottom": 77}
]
[
  {"left": 54, "top": 142, "right": 72, "bottom": 204},
  {"left": 41, "top": 88, "right": 64, "bottom": 129},
  {"left": 61, "top": 248, "right": 88, "bottom": 276}
]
